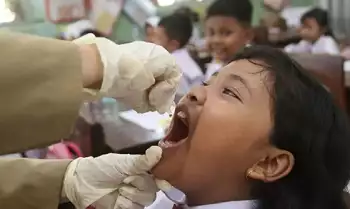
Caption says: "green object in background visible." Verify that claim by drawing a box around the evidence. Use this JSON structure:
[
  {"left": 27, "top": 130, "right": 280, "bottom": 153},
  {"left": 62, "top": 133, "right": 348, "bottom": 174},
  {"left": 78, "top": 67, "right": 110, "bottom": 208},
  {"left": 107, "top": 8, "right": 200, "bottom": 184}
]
[
  {"left": 19, "top": 0, "right": 46, "bottom": 23},
  {"left": 0, "top": 0, "right": 316, "bottom": 41},
  {"left": 291, "top": 0, "right": 315, "bottom": 7},
  {"left": 252, "top": 0, "right": 264, "bottom": 26},
  {"left": 0, "top": 22, "right": 58, "bottom": 37},
  {"left": 110, "top": 12, "right": 144, "bottom": 43}
]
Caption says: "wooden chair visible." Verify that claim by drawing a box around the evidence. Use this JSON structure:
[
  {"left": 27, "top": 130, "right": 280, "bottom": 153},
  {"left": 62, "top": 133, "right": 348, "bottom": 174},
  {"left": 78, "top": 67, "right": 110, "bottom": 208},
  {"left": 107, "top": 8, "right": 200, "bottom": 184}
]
[
  {"left": 269, "top": 29, "right": 301, "bottom": 48},
  {"left": 253, "top": 26, "right": 269, "bottom": 45},
  {"left": 290, "top": 54, "right": 347, "bottom": 111}
]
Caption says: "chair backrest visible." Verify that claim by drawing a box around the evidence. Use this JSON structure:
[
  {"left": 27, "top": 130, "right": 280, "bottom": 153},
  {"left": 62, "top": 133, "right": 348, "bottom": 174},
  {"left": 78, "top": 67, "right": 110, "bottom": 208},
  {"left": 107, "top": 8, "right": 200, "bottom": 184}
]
[{"left": 289, "top": 53, "right": 347, "bottom": 111}]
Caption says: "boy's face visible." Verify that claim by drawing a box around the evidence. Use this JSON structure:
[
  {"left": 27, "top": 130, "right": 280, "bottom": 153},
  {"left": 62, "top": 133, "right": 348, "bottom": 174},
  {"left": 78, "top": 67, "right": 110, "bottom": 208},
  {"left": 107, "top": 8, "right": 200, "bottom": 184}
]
[
  {"left": 145, "top": 25, "right": 155, "bottom": 43},
  {"left": 299, "top": 18, "right": 323, "bottom": 42},
  {"left": 153, "top": 26, "right": 178, "bottom": 52},
  {"left": 152, "top": 60, "right": 275, "bottom": 201},
  {"left": 205, "top": 16, "right": 253, "bottom": 63}
]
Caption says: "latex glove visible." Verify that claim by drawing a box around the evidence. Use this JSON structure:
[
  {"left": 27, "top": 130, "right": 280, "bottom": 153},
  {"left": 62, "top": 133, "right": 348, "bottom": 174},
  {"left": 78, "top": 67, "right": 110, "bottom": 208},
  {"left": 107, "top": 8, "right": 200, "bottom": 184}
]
[
  {"left": 74, "top": 34, "right": 182, "bottom": 113},
  {"left": 62, "top": 146, "right": 170, "bottom": 209},
  {"left": 92, "top": 176, "right": 172, "bottom": 209}
]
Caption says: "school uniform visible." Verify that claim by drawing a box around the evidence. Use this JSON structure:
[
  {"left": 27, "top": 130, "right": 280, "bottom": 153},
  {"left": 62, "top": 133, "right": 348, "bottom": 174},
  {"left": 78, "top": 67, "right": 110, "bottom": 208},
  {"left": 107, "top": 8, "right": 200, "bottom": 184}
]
[
  {"left": 284, "top": 35, "right": 340, "bottom": 55},
  {"left": 146, "top": 192, "right": 255, "bottom": 209},
  {"left": 172, "top": 48, "right": 204, "bottom": 95},
  {"left": 205, "top": 61, "right": 224, "bottom": 81}
]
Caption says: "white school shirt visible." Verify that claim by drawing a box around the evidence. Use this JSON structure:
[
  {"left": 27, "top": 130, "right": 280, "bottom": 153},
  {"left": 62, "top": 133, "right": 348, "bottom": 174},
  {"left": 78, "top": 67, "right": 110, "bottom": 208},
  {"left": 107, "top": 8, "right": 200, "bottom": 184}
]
[
  {"left": 146, "top": 192, "right": 255, "bottom": 209},
  {"left": 205, "top": 61, "right": 224, "bottom": 81},
  {"left": 172, "top": 48, "right": 204, "bottom": 95},
  {"left": 284, "top": 35, "right": 340, "bottom": 55}
]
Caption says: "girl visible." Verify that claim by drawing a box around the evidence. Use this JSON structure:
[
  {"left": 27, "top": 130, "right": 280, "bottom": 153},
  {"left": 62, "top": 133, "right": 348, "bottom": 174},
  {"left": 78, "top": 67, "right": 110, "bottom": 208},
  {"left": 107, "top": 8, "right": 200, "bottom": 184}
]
[
  {"left": 285, "top": 8, "right": 340, "bottom": 55},
  {"left": 149, "top": 45, "right": 350, "bottom": 209}
]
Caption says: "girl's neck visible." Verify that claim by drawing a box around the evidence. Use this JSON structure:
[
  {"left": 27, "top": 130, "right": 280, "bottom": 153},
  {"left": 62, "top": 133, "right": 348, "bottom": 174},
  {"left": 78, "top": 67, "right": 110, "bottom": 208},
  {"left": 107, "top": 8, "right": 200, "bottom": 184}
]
[
  {"left": 310, "top": 34, "right": 323, "bottom": 44},
  {"left": 185, "top": 180, "right": 252, "bottom": 206}
]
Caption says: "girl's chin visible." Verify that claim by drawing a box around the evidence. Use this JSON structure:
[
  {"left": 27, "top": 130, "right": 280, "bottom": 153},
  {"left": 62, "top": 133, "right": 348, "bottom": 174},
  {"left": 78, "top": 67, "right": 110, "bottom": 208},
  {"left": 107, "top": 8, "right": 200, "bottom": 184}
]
[
  {"left": 152, "top": 152, "right": 185, "bottom": 181},
  {"left": 213, "top": 54, "right": 228, "bottom": 62}
]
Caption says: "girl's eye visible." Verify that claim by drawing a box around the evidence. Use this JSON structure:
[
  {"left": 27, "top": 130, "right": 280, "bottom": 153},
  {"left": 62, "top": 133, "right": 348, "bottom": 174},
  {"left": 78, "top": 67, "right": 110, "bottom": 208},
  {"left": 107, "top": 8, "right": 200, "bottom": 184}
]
[
  {"left": 223, "top": 88, "right": 242, "bottom": 102},
  {"left": 222, "top": 31, "right": 232, "bottom": 36}
]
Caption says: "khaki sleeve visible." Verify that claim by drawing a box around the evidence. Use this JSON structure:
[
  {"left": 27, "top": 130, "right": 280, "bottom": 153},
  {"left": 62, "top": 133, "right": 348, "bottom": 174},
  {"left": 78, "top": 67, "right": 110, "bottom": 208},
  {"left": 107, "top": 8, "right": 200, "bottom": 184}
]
[
  {"left": 0, "top": 32, "right": 83, "bottom": 154},
  {"left": 0, "top": 158, "right": 71, "bottom": 209}
]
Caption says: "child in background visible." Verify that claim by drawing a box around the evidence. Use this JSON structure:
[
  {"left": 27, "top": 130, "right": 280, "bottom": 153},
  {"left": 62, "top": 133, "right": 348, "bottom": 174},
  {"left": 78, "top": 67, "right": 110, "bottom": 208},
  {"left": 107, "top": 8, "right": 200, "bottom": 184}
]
[
  {"left": 153, "top": 14, "right": 203, "bottom": 96},
  {"left": 145, "top": 16, "right": 160, "bottom": 43},
  {"left": 285, "top": 8, "right": 339, "bottom": 55},
  {"left": 174, "top": 6, "right": 202, "bottom": 45},
  {"left": 148, "top": 46, "right": 350, "bottom": 209},
  {"left": 204, "top": 0, "right": 254, "bottom": 81}
]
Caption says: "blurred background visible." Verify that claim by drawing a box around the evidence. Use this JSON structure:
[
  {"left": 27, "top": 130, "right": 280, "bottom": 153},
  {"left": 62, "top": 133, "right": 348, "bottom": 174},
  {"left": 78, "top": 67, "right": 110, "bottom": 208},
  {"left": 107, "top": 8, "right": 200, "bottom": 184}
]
[{"left": 1, "top": 0, "right": 345, "bottom": 43}]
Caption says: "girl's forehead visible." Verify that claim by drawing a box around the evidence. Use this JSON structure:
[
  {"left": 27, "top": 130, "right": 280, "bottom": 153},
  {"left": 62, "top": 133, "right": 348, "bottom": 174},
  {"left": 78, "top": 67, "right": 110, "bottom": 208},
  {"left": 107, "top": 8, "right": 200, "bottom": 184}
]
[{"left": 218, "top": 60, "right": 268, "bottom": 76}]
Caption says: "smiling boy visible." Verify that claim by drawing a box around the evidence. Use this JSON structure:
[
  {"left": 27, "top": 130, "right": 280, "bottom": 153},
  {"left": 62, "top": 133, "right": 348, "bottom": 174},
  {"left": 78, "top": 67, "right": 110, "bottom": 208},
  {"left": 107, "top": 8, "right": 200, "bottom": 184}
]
[{"left": 204, "top": 0, "right": 254, "bottom": 81}]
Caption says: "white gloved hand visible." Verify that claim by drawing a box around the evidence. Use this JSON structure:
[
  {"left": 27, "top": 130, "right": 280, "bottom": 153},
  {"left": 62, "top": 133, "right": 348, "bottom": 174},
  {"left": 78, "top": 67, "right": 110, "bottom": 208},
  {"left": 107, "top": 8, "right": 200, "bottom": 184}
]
[
  {"left": 62, "top": 146, "right": 170, "bottom": 209},
  {"left": 74, "top": 34, "right": 182, "bottom": 113},
  {"left": 92, "top": 176, "right": 171, "bottom": 209}
]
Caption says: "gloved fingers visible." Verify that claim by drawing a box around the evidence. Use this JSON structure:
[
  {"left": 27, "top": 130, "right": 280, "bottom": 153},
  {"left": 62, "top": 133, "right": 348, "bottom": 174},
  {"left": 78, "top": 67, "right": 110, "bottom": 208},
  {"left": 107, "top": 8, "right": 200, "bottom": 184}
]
[
  {"left": 155, "top": 179, "right": 173, "bottom": 192},
  {"left": 115, "top": 195, "right": 144, "bottom": 209},
  {"left": 141, "top": 53, "right": 180, "bottom": 113},
  {"left": 123, "top": 175, "right": 159, "bottom": 192},
  {"left": 149, "top": 78, "right": 179, "bottom": 113},
  {"left": 117, "top": 55, "right": 155, "bottom": 92},
  {"left": 92, "top": 192, "right": 118, "bottom": 209},
  {"left": 116, "top": 90, "right": 151, "bottom": 113},
  {"left": 116, "top": 146, "right": 163, "bottom": 175},
  {"left": 118, "top": 185, "right": 157, "bottom": 207},
  {"left": 91, "top": 190, "right": 141, "bottom": 209},
  {"left": 144, "top": 53, "right": 178, "bottom": 78}
]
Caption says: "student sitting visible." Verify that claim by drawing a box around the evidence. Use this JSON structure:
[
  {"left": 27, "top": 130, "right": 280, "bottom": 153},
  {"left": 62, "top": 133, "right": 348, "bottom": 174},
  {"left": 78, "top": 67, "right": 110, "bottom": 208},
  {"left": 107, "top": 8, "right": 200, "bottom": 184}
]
[
  {"left": 148, "top": 46, "right": 350, "bottom": 209},
  {"left": 174, "top": 6, "right": 202, "bottom": 45},
  {"left": 153, "top": 14, "right": 203, "bottom": 96},
  {"left": 145, "top": 16, "right": 160, "bottom": 43},
  {"left": 285, "top": 8, "right": 339, "bottom": 55},
  {"left": 204, "top": 0, "right": 254, "bottom": 81}
]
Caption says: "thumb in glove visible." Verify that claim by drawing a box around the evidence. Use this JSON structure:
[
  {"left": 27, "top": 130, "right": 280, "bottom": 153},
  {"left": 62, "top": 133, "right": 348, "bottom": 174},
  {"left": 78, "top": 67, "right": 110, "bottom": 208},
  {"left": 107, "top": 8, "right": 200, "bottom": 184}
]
[{"left": 62, "top": 146, "right": 163, "bottom": 209}]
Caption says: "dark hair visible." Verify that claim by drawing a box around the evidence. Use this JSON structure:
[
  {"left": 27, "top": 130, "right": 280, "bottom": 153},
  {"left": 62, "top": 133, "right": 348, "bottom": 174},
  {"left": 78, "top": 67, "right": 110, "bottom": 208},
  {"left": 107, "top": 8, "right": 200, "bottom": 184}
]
[
  {"left": 206, "top": 0, "right": 253, "bottom": 26},
  {"left": 80, "top": 29, "right": 105, "bottom": 38},
  {"left": 175, "top": 6, "right": 199, "bottom": 23},
  {"left": 158, "top": 14, "right": 193, "bottom": 48},
  {"left": 301, "top": 8, "right": 333, "bottom": 37},
  {"left": 231, "top": 46, "right": 350, "bottom": 209}
]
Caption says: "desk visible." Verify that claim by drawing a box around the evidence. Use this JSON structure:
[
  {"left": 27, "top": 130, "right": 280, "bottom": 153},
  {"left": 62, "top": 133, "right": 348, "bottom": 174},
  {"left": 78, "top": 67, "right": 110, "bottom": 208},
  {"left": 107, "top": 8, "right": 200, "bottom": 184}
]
[{"left": 102, "top": 110, "right": 168, "bottom": 153}]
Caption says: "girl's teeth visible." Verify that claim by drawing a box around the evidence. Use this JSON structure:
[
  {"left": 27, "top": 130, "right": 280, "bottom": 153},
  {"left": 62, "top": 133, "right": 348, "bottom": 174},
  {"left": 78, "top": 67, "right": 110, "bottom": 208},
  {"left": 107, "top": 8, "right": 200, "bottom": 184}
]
[
  {"left": 159, "top": 138, "right": 187, "bottom": 149},
  {"left": 177, "top": 111, "right": 186, "bottom": 119},
  {"left": 159, "top": 140, "right": 177, "bottom": 148}
]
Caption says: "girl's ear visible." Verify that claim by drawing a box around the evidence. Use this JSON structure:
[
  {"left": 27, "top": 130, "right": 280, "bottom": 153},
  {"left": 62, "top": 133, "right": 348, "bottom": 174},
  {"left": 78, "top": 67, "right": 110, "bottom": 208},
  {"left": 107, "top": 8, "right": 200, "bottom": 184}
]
[{"left": 246, "top": 148, "right": 294, "bottom": 182}]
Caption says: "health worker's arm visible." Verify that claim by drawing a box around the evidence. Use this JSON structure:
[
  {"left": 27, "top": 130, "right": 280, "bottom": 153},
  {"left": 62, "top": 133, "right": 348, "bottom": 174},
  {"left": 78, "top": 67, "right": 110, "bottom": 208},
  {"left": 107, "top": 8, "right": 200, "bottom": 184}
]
[
  {"left": 0, "top": 158, "right": 71, "bottom": 209},
  {"left": 0, "top": 32, "right": 102, "bottom": 154}
]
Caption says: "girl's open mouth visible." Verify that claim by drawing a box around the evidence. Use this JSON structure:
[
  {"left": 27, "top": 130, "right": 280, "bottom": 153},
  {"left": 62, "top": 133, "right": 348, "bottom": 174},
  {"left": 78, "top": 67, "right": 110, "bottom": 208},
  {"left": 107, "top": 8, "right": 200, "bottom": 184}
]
[{"left": 159, "top": 107, "right": 190, "bottom": 149}]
